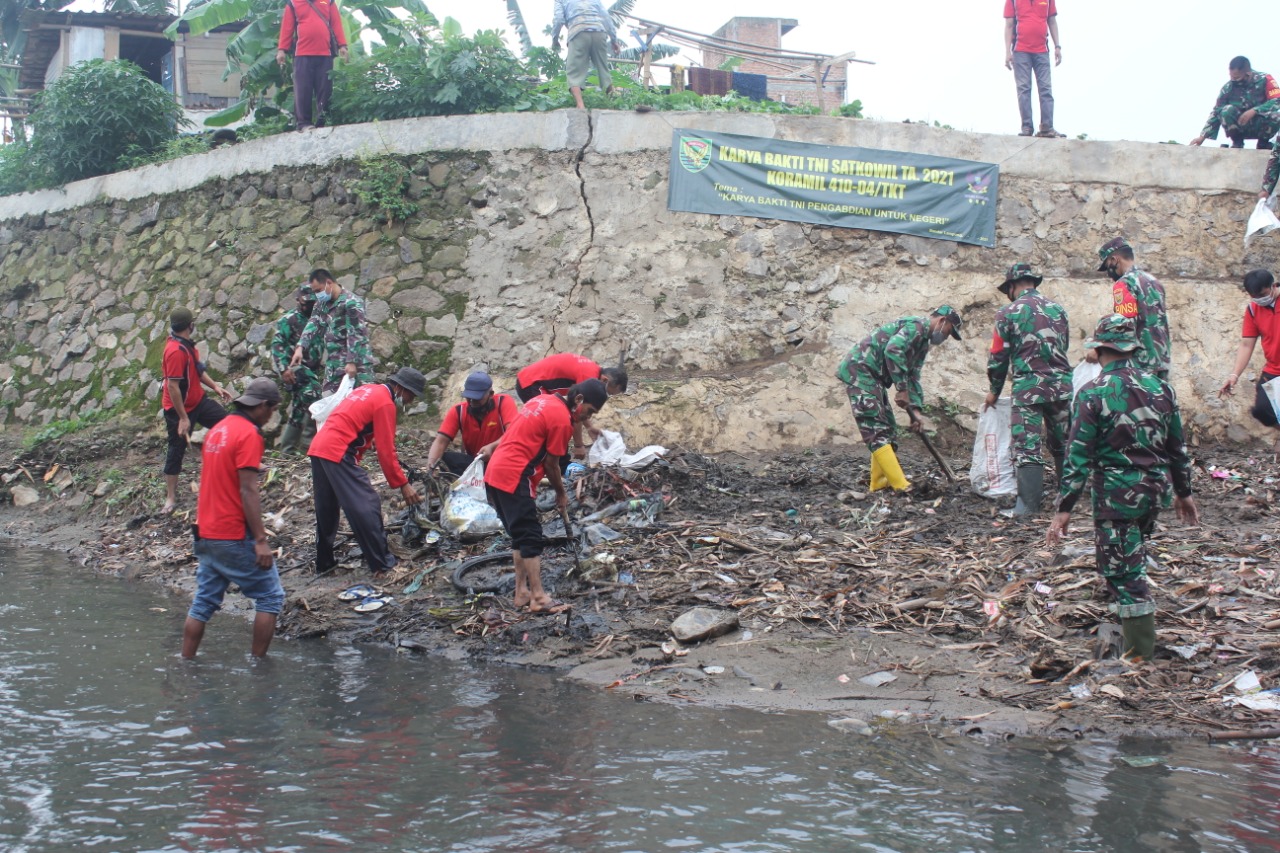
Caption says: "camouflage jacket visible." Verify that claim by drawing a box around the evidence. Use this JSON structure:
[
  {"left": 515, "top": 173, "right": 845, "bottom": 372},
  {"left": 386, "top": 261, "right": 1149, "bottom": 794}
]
[
  {"left": 836, "top": 316, "right": 932, "bottom": 409},
  {"left": 1113, "top": 268, "right": 1171, "bottom": 375},
  {"left": 1264, "top": 148, "right": 1280, "bottom": 196},
  {"left": 1201, "top": 71, "right": 1280, "bottom": 138},
  {"left": 270, "top": 308, "right": 318, "bottom": 374},
  {"left": 296, "top": 290, "right": 374, "bottom": 390},
  {"left": 987, "top": 288, "right": 1071, "bottom": 405},
  {"left": 1058, "top": 362, "right": 1193, "bottom": 520}
]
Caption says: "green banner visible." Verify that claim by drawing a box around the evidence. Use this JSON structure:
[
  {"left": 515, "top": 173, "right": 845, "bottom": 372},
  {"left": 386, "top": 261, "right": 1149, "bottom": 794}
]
[{"left": 668, "top": 128, "right": 999, "bottom": 247}]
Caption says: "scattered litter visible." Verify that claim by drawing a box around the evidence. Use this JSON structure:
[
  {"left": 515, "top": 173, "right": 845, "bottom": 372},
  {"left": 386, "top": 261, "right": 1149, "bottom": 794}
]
[
  {"left": 859, "top": 671, "right": 898, "bottom": 688},
  {"left": 1119, "top": 756, "right": 1164, "bottom": 768}
]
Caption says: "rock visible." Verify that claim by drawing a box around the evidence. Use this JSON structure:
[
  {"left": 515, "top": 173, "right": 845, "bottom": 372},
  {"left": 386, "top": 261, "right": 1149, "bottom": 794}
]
[
  {"left": 246, "top": 323, "right": 273, "bottom": 345},
  {"left": 93, "top": 481, "right": 112, "bottom": 498},
  {"left": 427, "top": 245, "right": 466, "bottom": 270},
  {"left": 390, "top": 286, "right": 446, "bottom": 314},
  {"left": 670, "top": 607, "right": 739, "bottom": 643},
  {"left": 63, "top": 491, "right": 88, "bottom": 508},
  {"left": 11, "top": 484, "right": 39, "bottom": 507},
  {"left": 365, "top": 298, "right": 391, "bottom": 325},
  {"left": 827, "top": 718, "right": 874, "bottom": 735},
  {"left": 249, "top": 288, "right": 280, "bottom": 314}
]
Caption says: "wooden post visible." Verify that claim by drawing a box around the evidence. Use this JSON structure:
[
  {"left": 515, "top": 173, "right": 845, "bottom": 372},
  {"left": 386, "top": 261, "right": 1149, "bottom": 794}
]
[{"left": 813, "top": 59, "right": 823, "bottom": 112}]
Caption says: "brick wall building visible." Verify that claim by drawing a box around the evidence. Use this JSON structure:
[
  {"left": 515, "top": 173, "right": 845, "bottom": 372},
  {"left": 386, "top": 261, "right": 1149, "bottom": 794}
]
[{"left": 701, "top": 17, "right": 847, "bottom": 110}]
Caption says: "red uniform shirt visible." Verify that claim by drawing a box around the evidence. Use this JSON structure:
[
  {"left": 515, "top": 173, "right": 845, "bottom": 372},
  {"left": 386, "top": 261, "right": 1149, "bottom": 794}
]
[
  {"left": 1243, "top": 302, "right": 1280, "bottom": 375},
  {"left": 160, "top": 336, "right": 205, "bottom": 413},
  {"left": 516, "top": 353, "right": 601, "bottom": 396},
  {"left": 484, "top": 394, "right": 573, "bottom": 494},
  {"left": 307, "top": 384, "right": 409, "bottom": 489},
  {"left": 1004, "top": 0, "right": 1056, "bottom": 54},
  {"left": 277, "top": 0, "right": 347, "bottom": 57},
  {"left": 436, "top": 393, "right": 518, "bottom": 456},
  {"left": 196, "top": 412, "right": 264, "bottom": 540}
]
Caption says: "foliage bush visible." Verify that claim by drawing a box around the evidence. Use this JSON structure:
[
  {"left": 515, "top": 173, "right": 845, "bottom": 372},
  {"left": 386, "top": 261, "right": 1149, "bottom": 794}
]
[
  {"left": 25, "top": 59, "right": 186, "bottom": 187},
  {"left": 350, "top": 156, "right": 419, "bottom": 223}
]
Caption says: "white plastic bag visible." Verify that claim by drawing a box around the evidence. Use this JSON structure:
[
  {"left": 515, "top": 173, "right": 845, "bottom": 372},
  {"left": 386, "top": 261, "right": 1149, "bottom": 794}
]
[
  {"left": 308, "top": 374, "right": 354, "bottom": 427},
  {"left": 971, "top": 397, "right": 1015, "bottom": 498},
  {"left": 1245, "top": 198, "right": 1280, "bottom": 249},
  {"left": 1072, "top": 360, "right": 1102, "bottom": 401},
  {"left": 587, "top": 430, "right": 627, "bottom": 466},
  {"left": 1263, "top": 376, "right": 1280, "bottom": 422},
  {"left": 441, "top": 457, "right": 503, "bottom": 541}
]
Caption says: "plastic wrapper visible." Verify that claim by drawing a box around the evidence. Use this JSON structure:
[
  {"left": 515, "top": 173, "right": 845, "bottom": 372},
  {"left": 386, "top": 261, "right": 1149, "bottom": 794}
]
[{"left": 308, "top": 374, "right": 354, "bottom": 427}]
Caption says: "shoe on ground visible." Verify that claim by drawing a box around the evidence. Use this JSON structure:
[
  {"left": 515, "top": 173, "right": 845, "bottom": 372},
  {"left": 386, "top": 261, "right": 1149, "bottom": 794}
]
[
  {"left": 1018, "top": 127, "right": 1034, "bottom": 137},
  {"left": 1035, "top": 128, "right": 1066, "bottom": 138}
]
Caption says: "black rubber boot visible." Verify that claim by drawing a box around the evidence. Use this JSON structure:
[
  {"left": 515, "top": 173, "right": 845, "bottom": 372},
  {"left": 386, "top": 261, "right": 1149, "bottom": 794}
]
[
  {"left": 1053, "top": 453, "right": 1064, "bottom": 489},
  {"left": 1009, "top": 464, "right": 1044, "bottom": 517},
  {"left": 1121, "top": 613, "right": 1156, "bottom": 660},
  {"left": 279, "top": 423, "right": 302, "bottom": 453},
  {"left": 1259, "top": 139, "right": 1275, "bottom": 151}
]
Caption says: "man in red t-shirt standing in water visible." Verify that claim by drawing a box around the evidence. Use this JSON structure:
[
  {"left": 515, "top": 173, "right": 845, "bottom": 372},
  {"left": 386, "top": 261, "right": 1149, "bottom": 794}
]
[
  {"left": 307, "top": 367, "right": 424, "bottom": 575},
  {"left": 1220, "top": 269, "right": 1280, "bottom": 448},
  {"left": 1004, "top": 0, "right": 1063, "bottom": 138},
  {"left": 162, "top": 307, "right": 233, "bottom": 514},
  {"left": 485, "top": 379, "right": 608, "bottom": 614},
  {"left": 182, "top": 378, "right": 284, "bottom": 659},
  {"left": 276, "top": 0, "right": 348, "bottom": 131}
]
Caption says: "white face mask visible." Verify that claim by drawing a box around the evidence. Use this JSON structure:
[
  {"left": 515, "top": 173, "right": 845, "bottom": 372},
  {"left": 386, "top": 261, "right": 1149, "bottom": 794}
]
[{"left": 1253, "top": 291, "right": 1278, "bottom": 309}]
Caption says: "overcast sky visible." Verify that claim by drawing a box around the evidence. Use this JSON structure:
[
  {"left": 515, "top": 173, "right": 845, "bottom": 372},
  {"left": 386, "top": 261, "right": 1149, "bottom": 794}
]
[{"left": 420, "top": 0, "right": 1273, "bottom": 145}]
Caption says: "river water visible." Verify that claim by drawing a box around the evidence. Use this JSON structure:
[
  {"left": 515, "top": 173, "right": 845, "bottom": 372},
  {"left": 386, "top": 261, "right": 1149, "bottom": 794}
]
[{"left": 2, "top": 545, "right": 1279, "bottom": 853}]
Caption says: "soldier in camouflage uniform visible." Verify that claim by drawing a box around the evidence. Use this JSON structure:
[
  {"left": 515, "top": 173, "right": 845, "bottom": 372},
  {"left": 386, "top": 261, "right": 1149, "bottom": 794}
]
[
  {"left": 984, "top": 263, "right": 1071, "bottom": 517},
  {"left": 836, "top": 305, "right": 963, "bottom": 491},
  {"left": 1098, "top": 237, "right": 1171, "bottom": 381},
  {"left": 270, "top": 284, "right": 322, "bottom": 451},
  {"left": 290, "top": 268, "right": 375, "bottom": 394},
  {"left": 1047, "top": 315, "right": 1199, "bottom": 660},
  {"left": 1189, "top": 56, "right": 1280, "bottom": 150}
]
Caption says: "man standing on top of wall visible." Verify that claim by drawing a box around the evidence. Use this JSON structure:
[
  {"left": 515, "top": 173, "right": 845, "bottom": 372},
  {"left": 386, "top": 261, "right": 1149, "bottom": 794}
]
[
  {"left": 551, "top": 0, "right": 621, "bottom": 111},
  {"left": 1004, "top": 0, "right": 1063, "bottom": 138},
  {"left": 276, "top": 0, "right": 348, "bottom": 131}
]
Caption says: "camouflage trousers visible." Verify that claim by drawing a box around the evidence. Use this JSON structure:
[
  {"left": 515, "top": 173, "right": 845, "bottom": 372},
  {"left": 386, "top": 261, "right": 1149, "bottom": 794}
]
[
  {"left": 285, "top": 366, "right": 322, "bottom": 430},
  {"left": 1216, "top": 104, "right": 1280, "bottom": 143},
  {"left": 845, "top": 376, "right": 897, "bottom": 453},
  {"left": 1011, "top": 398, "right": 1069, "bottom": 469},
  {"left": 1094, "top": 511, "right": 1158, "bottom": 618}
]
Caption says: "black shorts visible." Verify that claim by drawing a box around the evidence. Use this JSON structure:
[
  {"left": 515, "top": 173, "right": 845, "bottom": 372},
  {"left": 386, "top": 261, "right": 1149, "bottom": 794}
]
[
  {"left": 486, "top": 479, "right": 545, "bottom": 558},
  {"left": 1253, "top": 371, "right": 1279, "bottom": 428}
]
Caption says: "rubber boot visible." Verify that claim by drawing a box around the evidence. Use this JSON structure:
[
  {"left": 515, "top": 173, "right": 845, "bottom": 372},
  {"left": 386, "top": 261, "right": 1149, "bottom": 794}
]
[
  {"left": 1007, "top": 464, "right": 1044, "bottom": 517},
  {"left": 278, "top": 423, "right": 303, "bottom": 453},
  {"left": 869, "top": 452, "right": 889, "bottom": 492},
  {"left": 1052, "top": 453, "right": 1064, "bottom": 489},
  {"left": 1121, "top": 613, "right": 1157, "bottom": 660},
  {"left": 871, "top": 445, "right": 909, "bottom": 491},
  {"left": 301, "top": 417, "right": 317, "bottom": 450}
]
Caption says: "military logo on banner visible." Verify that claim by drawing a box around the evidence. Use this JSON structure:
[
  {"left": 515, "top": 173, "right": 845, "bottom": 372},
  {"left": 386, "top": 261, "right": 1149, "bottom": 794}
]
[{"left": 678, "top": 136, "right": 713, "bottom": 173}]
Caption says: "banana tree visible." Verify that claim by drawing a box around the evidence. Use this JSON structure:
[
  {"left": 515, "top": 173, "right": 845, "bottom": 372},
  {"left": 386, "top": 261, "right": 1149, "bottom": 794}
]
[{"left": 165, "top": 0, "right": 435, "bottom": 125}]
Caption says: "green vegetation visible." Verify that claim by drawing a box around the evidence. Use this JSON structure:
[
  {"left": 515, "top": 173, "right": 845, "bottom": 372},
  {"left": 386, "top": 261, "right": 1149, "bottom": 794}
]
[
  {"left": 22, "top": 405, "right": 119, "bottom": 450},
  {"left": 350, "top": 155, "right": 419, "bottom": 223}
]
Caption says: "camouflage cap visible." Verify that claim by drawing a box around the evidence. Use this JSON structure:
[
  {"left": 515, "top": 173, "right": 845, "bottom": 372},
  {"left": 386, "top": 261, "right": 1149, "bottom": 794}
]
[
  {"left": 932, "top": 304, "right": 963, "bottom": 340},
  {"left": 1096, "top": 237, "right": 1132, "bottom": 271},
  {"left": 999, "top": 262, "right": 1043, "bottom": 293},
  {"left": 1085, "top": 314, "right": 1139, "bottom": 354},
  {"left": 297, "top": 283, "right": 317, "bottom": 304}
]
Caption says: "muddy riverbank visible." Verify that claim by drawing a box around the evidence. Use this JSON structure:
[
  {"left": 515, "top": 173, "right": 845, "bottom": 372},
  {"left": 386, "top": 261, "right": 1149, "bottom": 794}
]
[{"left": 2, "top": 416, "right": 1278, "bottom": 741}]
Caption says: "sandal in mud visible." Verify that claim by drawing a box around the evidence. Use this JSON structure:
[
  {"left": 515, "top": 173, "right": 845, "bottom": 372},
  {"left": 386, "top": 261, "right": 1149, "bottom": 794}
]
[
  {"left": 338, "top": 583, "right": 378, "bottom": 602},
  {"left": 353, "top": 595, "right": 394, "bottom": 613}
]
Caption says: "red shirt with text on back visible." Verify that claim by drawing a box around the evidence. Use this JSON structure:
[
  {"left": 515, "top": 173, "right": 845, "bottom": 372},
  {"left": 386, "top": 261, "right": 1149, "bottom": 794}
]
[
  {"left": 307, "top": 383, "right": 409, "bottom": 489},
  {"left": 1004, "top": 0, "right": 1057, "bottom": 54},
  {"left": 1243, "top": 302, "right": 1280, "bottom": 375},
  {"left": 516, "top": 353, "right": 601, "bottom": 396},
  {"left": 197, "top": 412, "right": 264, "bottom": 540},
  {"left": 484, "top": 394, "right": 573, "bottom": 495}
]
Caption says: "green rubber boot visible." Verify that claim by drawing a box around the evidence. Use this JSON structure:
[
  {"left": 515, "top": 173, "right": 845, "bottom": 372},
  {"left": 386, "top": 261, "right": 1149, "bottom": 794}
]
[
  {"left": 278, "top": 423, "right": 303, "bottom": 453},
  {"left": 1005, "top": 464, "right": 1043, "bottom": 517},
  {"left": 1121, "top": 613, "right": 1157, "bottom": 660}
]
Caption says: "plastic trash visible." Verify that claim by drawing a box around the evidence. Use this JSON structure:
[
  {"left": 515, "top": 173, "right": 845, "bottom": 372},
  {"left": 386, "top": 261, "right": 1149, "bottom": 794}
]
[
  {"left": 971, "top": 397, "right": 1015, "bottom": 498},
  {"left": 1072, "top": 360, "right": 1102, "bottom": 401},
  {"left": 859, "top": 671, "right": 898, "bottom": 687},
  {"left": 309, "top": 375, "right": 354, "bottom": 427},
  {"left": 441, "top": 457, "right": 503, "bottom": 541},
  {"left": 587, "top": 431, "right": 627, "bottom": 466},
  {"left": 1245, "top": 197, "right": 1280, "bottom": 249},
  {"left": 1263, "top": 376, "right": 1280, "bottom": 423}
]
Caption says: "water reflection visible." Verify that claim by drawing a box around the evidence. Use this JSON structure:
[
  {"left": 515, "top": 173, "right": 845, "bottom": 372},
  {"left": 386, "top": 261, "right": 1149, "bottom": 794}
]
[{"left": 1, "top": 545, "right": 1279, "bottom": 853}]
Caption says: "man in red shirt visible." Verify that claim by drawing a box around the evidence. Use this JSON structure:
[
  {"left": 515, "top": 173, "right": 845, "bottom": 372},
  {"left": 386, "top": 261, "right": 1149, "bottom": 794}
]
[
  {"left": 485, "top": 379, "right": 608, "bottom": 614},
  {"left": 182, "top": 378, "right": 284, "bottom": 659},
  {"left": 276, "top": 0, "right": 348, "bottom": 131},
  {"left": 162, "top": 307, "right": 233, "bottom": 514},
  {"left": 1004, "top": 0, "right": 1062, "bottom": 138},
  {"left": 516, "top": 351, "right": 626, "bottom": 460},
  {"left": 1220, "top": 269, "right": 1280, "bottom": 443},
  {"left": 307, "top": 367, "right": 424, "bottom": 575},
  {"left": 424, "top": 371, "right": 518, "bottom": 476}
]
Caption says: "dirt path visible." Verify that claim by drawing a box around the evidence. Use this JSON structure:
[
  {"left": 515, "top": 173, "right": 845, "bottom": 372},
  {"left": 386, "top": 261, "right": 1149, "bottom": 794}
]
[{"left": 2, "top": 417, "right": 1278, "bottom": 740}]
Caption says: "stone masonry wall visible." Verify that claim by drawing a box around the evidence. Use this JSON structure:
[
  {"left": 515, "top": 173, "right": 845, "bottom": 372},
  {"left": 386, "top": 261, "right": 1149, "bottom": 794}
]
[{"left": 0, "top": 111, "right": 1276, "bottom": 451}]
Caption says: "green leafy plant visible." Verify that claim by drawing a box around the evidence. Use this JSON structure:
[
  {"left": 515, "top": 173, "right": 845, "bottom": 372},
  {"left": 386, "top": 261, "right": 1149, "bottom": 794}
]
[
  {"left": 23, "top": 59, "right": 186, "bottom": 187},
  {"left": 350, "top": 155, "right": 419, "bottom": 223},
  {"left": 117, "top": 134, "right": 212, "bottom": 170},
  {"left": 835, "top": 100, "right": 864, "bottom": 119},
  {"left": 22, "top": 406, "right": 117, "bottom": 450}
]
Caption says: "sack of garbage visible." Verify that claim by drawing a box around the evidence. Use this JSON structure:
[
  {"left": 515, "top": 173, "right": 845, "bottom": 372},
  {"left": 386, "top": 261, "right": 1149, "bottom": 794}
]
[
  {"left": 971, "top": 397, "right": 1016, "bottom": 498},
  {"left": 1245, "top": 198, "right": 1280, "bottom": 250},
  {"left": 441, "top": 457, "right": 503, "bottom": 541},
  {"left": 1264, "top": 375, "right": 1280, "bottom": 422},
  {"left": 309, "top": 374, "right": 354, "bottom": 427}
]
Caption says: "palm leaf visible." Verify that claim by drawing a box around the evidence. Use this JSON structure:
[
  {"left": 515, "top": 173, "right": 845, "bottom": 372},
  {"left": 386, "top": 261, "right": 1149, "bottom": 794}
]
[
  {"left": 504, "top": 0, "right": 532, "bottom": 55},
  {"left": 606, "top": 0, "right": 635, "bottom": 28},
  {"left": 165, "top": 0, "right": 254, "bottom": 38}
]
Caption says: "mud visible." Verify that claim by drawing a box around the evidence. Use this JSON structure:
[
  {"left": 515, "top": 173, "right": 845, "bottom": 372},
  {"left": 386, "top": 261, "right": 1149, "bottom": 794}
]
[{"left": 2, "top": 416, "right": 1278, "bottom": 741}]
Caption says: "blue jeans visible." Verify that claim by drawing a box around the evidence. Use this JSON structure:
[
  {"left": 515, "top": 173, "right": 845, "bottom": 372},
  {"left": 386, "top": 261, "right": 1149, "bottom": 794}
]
[
  {"left": 188, "top": 536, "right": 285, "bottom": 622},
  {"left": 1013, "top": 51, "right": 1054, "bottom": 131}
]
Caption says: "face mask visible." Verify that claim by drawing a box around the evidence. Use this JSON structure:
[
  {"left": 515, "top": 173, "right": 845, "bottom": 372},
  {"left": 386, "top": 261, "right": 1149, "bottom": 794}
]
[
  {"left": 314, "top": 289, "right": 332, "bottom": 304},
  {"left": 929, "top": 329, "right": 947, "bottom": 346},
  {"left": 1105, "top": 263, "right": 1123, "bottom": 282},
  {"left": 1254, "top": 292, "right": 1278, "bottom": 309}
]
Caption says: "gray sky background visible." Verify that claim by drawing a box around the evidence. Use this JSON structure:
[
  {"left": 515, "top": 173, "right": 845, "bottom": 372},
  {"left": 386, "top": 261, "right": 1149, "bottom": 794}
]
[{"left": 422, "top": 0, "right": 1272, "bottom": 145}]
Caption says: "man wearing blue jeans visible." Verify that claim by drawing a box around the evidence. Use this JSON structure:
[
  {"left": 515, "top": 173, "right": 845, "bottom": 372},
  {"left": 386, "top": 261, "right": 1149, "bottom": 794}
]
[
  {"left": 182, "top": 379, "right": 285, "bottom": 659},
  {"left": 1004, "top": 0, "right": 1063, "bottom": 138}
]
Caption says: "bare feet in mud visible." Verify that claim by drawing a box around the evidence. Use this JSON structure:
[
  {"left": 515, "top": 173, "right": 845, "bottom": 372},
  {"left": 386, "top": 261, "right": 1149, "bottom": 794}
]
[
  {"left": 527, "top": 595, "right": 570, "bottom": 615},
  {"left": 161, "top": 501, "right": 176, "bottom": 514}
]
